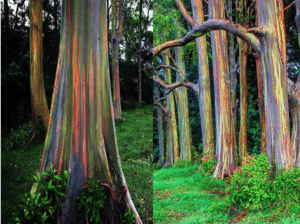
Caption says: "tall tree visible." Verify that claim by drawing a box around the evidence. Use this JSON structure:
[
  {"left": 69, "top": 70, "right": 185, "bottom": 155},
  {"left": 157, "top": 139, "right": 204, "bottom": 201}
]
[
  {"left": 112, "top": 0, "right": 123, "bottom": 119},
  {"left": 191, "top": 0, "right": 215, "bottom": 157},
  {"left": 29, "top": 0, "right": 50, "bottom": 142},
  {"left": 138, "top": 0, "right": 143, "bottom": 102},
  {"left": 30, "top": 1, "right": 141, "bottom": 223},
  {"left": 174, "top": 18, "right": 192, "bottom": 162}
]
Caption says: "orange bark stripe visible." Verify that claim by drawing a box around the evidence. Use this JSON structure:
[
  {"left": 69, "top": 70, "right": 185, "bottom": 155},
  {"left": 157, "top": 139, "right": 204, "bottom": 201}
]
[{"left": 83, "top": 67, "right": 88, "bottom": 181}]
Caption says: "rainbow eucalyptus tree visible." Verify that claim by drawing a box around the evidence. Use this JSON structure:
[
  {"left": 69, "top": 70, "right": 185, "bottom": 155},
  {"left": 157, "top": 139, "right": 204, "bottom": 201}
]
[
  {"left": 30, "top": 0, "right": 49, "bottom": 142},
  {"left": 31, "top": 1, "right": 141, "bottom": 223},
  {"left": 191, "top": 0, "right": 215, "bottom": 157},
  {"left": 174, "top": 19, "right": 192, "bottom": 162},
  {"left": 112, "top": 0, "right": 123, "bottom": 119},
  {"left": 162, "top": 50, "right": 179, "bottom": 165}
]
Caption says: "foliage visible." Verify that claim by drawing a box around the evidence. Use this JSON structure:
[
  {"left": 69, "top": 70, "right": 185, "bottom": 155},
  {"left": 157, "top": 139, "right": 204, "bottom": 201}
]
[
  {"left": 227, "top": 153, "right": 272, "bottom": 210},
  {"left": 14, "top": 163, "right": 69, "bottom": 223},
  {"left": 121, "top": 208, "right": 136, "bottom": 224},
  {"left": 175, "top": 159, "right": 193, "bottom": 168},
  {"left": 76, "top": 178, "right": 106, "bottom": 224},
  {"left": 2, "top": 122, "right": 32, "bottom": 152},
  {"left": 198, "top": 155, "right": 216, "bottom": 177},
  {"left": 153, "top": 163, "right": 162, "bottom": 170}
]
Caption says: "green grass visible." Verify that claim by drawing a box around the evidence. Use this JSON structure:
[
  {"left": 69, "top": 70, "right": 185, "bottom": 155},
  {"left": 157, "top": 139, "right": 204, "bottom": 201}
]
[
  {"left": 154, "top": 164, "right": 300, "bottom": 224},
  {"left": 1, "top": 105, "right": 153, "bottom": 223}
]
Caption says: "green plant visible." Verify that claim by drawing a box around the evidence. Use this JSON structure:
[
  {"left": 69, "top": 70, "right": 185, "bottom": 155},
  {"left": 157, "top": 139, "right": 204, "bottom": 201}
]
[
  {"left": 76, "top": 177, "right": 106, "bottom": 223},
  {"left": 199, "top": 155, "right": 216, "bottom": 177},
  {"left": 14, "top": 163, "right": 69, "bottom": 223},
  {"left": 153, "top": 163, "right": 162, "bottom": 170},
  {"left": 121, "top": 208, "right": 136, "bottom": 224},
  {"left": 175, "top": 159, "right": 193, "bottom": 168},
  {"left": 2, "top": 122, "right": 32, "bottom": 152},
  {"left": 227, "top": 153, "right": 273, "bottom": 210}
]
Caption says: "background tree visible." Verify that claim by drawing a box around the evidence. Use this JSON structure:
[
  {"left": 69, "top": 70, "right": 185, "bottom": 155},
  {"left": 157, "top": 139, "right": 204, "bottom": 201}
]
[{"left": 29, "top": 0, "right": 49, "bottom": 142}]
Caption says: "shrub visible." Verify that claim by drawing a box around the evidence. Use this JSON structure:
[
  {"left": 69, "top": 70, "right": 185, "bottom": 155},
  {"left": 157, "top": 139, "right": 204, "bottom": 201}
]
[
  {"left": 175, "top": 159, "right": 193, "bottom": 168},
  {"left": 153, "top": 163, "right": 162, "bottom": 170},
  {"left": 198, "top": 155, "right": 216, "bottom": 177},
  {"left": 227, "top": 153, "right": 273, "bottom": 210},
  {"left": 2, "top": 122, "right": 32, "bottom": 152}
]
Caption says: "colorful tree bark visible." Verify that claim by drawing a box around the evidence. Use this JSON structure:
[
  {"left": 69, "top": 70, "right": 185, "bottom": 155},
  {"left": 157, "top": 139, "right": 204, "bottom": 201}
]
[
  {"left": 112, "top": 0, "right": 123, "bottom": 119},
  {"left": 295, "top": 0, "right": 300, "bottom": 48},
  {"left": 30, "top": 0, "right": 49, "bottom": 142},
  {"left": 162, "top": 50, "right": 179, "bottom": 165},
  {"left": 209, "top": 0, "right": 236, "bottom": 178},
  {"left": 191, "top": 0, "right": 215, "bottom": 157},
  {"left": 30, "top": 1, "right": 141, "bottom": 223},
  {"left": 174, "top": 19, "right": 192, "bottom": 162},
  {"left": 154, "top": 83, "right": 165, "bottom": 166},
  {"left": 255, "top": 0, "right": 292, "bottom": 169}
]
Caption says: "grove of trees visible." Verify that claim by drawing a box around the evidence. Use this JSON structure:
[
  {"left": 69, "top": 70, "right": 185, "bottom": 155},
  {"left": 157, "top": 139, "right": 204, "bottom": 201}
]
[{"left": 153, "top": 0, "right": 300, "bottom": 178}]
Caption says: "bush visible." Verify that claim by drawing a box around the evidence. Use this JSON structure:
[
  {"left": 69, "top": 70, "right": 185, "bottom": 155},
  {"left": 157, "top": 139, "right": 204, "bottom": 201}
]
[
  {"left": 2, "top": 122, "right": 32, "bottom": 152},
  {"left": 175, "top": 159, "right": 193, "bottom": 168},
  {"left": 227, "top": 153, "right": 273, "bottom": 210},
  {"left": 153, "top": 163, "right": 161, "bottom": 170},
  {"left": 198, "top": 155, "right": 216, "bottom": 177}
]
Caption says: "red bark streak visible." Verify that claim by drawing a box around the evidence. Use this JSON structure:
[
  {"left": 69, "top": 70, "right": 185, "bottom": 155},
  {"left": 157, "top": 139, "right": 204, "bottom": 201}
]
[{"left": 83, "top": 68, "right": 88, "bottom": 181}]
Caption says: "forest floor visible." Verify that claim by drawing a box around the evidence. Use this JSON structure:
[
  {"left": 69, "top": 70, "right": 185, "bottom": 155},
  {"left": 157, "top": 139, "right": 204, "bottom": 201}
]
[
  {"left": 1, "top": 105, "right": 153, "bottom": 224},
  {"left": 154, "top": 164, "right": 300, "bottom": 224}
]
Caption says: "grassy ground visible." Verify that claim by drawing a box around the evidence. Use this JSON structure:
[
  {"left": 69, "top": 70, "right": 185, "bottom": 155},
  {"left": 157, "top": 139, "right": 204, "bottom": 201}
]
[
  {"left": 154, "top": 164, "right": 300, "bottom": 224},
  {"left": 1, "top": 105, "right": 153, "bottom": 223}
]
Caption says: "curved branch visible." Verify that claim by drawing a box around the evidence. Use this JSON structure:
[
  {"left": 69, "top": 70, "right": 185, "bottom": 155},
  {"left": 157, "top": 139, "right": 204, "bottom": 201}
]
[
  {"left": 153, "top": 19, "right": 260, "bottom": 56},
  {"left": 153, "top": 76, "right": 196, "bottom": 95},
  {"left": 153, "top": 99, "right": 169, "bottom": 115},
  {"left": 175, "top": 0, "right": 198, "bottom": 27},
  {"left": 154, "top": 64, "right": 185, "bottom": 80}
]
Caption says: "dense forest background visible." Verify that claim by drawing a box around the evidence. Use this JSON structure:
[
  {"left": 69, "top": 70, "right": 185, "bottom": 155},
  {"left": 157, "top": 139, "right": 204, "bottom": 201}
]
[
  {"left": 153, "top": 0, "right": 300, "bottom": 162},
  {"left": 1, "top": 0, "right": 153, "bottom": 137}
]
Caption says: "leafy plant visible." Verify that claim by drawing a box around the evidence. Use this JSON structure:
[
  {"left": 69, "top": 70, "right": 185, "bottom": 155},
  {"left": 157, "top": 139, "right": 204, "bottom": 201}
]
[
  {"left": 14, "top": 163, "right": 69, "bottom": 223},
  {"left": 76, "top": 177, "right": 106, "bottom": 224},
  {"left": 121, "top": 208, "right": 136, "bottom": 224},
  {"left": 198, "top": 155, "right": 216, "bottom": 177},
  {"left": 153, "top": 163, "right": 162, "bottom": 170},
  {"left": 175, "top": 159, "right": 193, "bottom": 168},
  {"left": 2, "top": 122, "right": 32, "bottom": 152},
  {"left": 227, "top": 153, "right": 273, "bottom": 210}
]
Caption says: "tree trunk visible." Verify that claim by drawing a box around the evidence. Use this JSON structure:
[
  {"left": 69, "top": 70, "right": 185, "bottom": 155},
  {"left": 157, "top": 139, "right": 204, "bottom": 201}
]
[
  {"left": 191, "top": 0, "right": 215, "bottom": 157},
  {"left": 4, "top": 0, "right": 9, "bottom": 32},
  {"left": 154, "top": 83, "right": 165, "bottom": 166},
  {"left": 209, "top": 0, "right": 236, "bottom": 178},
  {"left": 162, "top": 50, "right": 179, "bottom": 166},
  {"left": 296, "top": 0, "right": 300, "bottom": 48},
  {"left": 174, "top": 19, "right": 192, "bottom": 162},
  {"left": 138, "top": 0, "right": 143, "bottom": 102},
  {"left": 112, "top": 0, "right": 123, "bottom": 119},
  {"left": 30, "top": 0, "right": 50, "bottom": 142},
  {"left": 256, "top": 0, "right": 292, "bottom": 169},
  {"left": 30, "top": 1, "right": 141, "bottom": 223}
]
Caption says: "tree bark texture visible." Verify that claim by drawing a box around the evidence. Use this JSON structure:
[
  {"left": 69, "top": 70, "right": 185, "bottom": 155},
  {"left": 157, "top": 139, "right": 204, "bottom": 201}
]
[
  {"left": 31, "top": 1, "right": 141, "bottom": 223},
  {"left": 138, "top": 0, "right": 143, "bottom": 102},
  {"left": 256, "top": 0, "right": 292, "bottom": 169},
  {"left": 174, "top": 19, "right": 192, "bottom": 162},
  {"left": 209, "top": 0, "right": 236, "bottom": 178},
  {"left": 30, "top": 0, "right": 50, "bottom": 142},
  {"left": 162, "top": 50, "right": 179, "bottom": 166},
  {"left": 112, "top": 0, "right": 123, "bottom": 119},
  {"left": 191, "top": 0, "right": 215, "bottom": 157}
]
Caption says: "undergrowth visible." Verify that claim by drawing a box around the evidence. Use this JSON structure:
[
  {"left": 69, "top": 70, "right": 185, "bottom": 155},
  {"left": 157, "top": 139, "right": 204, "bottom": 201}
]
[{"left": 154, "top": 153, "right": 300, "bottom": 223}]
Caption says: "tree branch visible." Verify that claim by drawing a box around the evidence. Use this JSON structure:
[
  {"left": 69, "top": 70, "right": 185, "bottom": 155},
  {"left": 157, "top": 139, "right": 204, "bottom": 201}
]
[
  {"left": 153, "top": 99, "right": 169, "bottom": 115},
  {"left": 284, "top": 1, "right": 295, "bottom": 11},
  {"left": 154, "top": 64, "right": 185, "bottom": 80},
  {"left": 153, "top": 76, "right": 196, "bottom": 95},
  {"left": 153, "top": 19, "right": 260, "bottom": 56},
  {"left": 175, "top": 0, "right": 198, "bottom": 27}
]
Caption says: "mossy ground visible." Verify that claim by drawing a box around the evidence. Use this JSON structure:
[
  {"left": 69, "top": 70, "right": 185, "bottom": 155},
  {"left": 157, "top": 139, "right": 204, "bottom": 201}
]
[
  {"left": 154, "top": 164, "right": 300, "bottom": 224},
  {"left": 1, "top": 105, "right": 153, "bottom": 223}
]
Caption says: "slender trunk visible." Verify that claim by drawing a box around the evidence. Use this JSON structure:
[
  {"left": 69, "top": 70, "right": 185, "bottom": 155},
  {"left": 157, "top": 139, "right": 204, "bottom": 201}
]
[
  {"left": 112, "top": 0, "right": 123, "bottom": 119},
  {"left": 31, "top": 1, "right": 141, "bottom": 223},
  {"left": 162, "top": 50, "right": 179, "bottom": 166},
  {"left": 154, "top": 84, "right": 165, "bottom": 166},
  {"left": 30, "top": 0, "right": 50, "bottom": 142},
  {"left": 228, "top": 0, "right": 238, "bottom": 160},
  {"left": 209, "top": 0, "right": 235, "bottom": 178},
  {"left": 191, "top": 0, "right": 215, "bottom": 157},
  {"left": 174, "top": 19, "right": 192, "bottom": 162},
  {"left": 138, "top": 0, "right": 143, "bottom": 102},
  {"left": 256, "top": 0, "right": 292, "bottom": 170},
  {"left": 256, "top": 56, "right": 266, "bottom": 153},
  {"left": 238, "top": 40, "right": 248, "bottom": 158}
]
